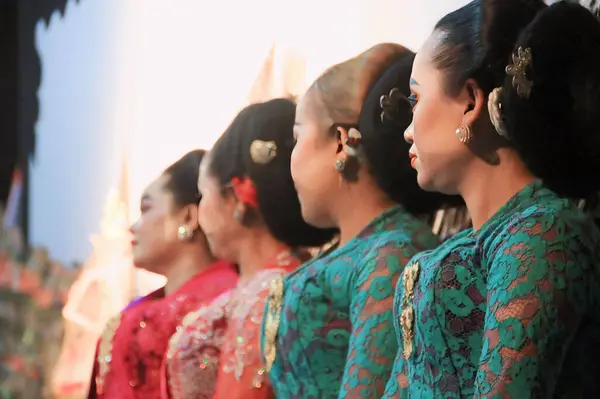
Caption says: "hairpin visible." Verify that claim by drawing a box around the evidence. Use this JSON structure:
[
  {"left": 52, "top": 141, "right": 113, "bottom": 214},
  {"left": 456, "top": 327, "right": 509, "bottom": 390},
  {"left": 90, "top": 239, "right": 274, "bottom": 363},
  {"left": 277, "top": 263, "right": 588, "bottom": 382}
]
[
  {"left": 506, "top": 46, "right": 534, "bottom": 99},
  {"left": 250, "top": 140, "right": 277, "bottom": 164}
]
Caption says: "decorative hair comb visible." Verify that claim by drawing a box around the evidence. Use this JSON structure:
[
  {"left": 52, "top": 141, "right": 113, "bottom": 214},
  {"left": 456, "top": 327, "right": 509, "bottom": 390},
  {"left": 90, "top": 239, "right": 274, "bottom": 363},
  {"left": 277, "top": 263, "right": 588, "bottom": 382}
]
[
  {"left": 506, "top": 46, "right": 534, "bottom": 99},
  {"left": 250, "top": 140, "right": 277, "bottom": 164},
  {"left": 379, "top": 87, "right": 409, "bottom": 123}
]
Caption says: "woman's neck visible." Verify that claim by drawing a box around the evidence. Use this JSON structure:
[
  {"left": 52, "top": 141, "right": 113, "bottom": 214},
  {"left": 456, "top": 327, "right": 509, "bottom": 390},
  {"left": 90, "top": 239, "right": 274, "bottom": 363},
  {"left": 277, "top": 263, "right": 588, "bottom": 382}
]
[
  {"left": 236, "top": 229, "right": 289, "bottom": 283},
  {"left": 163, "top": 248, "right": 216, "bottom": 296},
  {"left": 459, "top": 153, "right": 536, "bottom": 231},
  {"left": 334, "top": 185, "right": 397, "bottom": 246}
]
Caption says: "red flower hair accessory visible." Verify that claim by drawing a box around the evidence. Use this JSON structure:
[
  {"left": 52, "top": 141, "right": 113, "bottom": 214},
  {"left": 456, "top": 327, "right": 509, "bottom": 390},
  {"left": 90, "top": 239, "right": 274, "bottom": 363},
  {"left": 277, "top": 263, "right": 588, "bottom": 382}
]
[{"left": 230, "top": 177, "right": 258, "bottom": 208}]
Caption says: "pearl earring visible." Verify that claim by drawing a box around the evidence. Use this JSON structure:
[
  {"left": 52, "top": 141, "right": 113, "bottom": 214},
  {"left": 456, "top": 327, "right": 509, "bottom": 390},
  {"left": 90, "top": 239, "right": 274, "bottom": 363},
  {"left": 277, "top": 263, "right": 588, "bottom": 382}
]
[{"left": 455, "top": 124, "right": 473, "bottom": 144}]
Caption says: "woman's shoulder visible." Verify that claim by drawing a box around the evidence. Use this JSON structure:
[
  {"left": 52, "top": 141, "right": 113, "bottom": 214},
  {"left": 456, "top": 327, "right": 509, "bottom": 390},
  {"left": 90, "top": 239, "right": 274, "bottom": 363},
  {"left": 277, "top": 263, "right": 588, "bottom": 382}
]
[
  {"left": 178, "top": 290, "right": 233, "bottom": 328},
  {"left": 489, "top": 195, "right": 599, "bottom": 255}
]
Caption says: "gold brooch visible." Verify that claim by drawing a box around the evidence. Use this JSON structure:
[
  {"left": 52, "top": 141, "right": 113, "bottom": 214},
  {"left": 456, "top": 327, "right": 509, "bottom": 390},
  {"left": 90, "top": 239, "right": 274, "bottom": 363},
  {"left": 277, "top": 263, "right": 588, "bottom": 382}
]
[
  {"left": 506, "top": 46, "right": 534, "bottom": 99},
  {"left": 96, "top": 315, "right": 122, "bottom": 391},
  {"left": 263, "top": 278, "right": 284, "bottom": 372},
  {"left": 400, "top": 262, "right": 419, "bottom": 359}
]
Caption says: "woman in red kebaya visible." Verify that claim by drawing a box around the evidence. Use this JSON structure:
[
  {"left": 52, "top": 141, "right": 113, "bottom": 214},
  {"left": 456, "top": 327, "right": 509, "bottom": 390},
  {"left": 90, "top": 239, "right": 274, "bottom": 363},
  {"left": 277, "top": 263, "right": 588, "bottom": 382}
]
[
  {"left": 163, "top": 98, "right": 336, "bottom": 399},
  {"left": 88, "top": 150, "right": 237, "bottom": 399}
]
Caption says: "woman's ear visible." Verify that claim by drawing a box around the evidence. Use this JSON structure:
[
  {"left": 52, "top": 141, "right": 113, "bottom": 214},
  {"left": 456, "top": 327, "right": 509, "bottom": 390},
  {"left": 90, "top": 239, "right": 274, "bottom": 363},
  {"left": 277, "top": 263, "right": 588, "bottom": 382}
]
[
  {"left": 179, "top": 204, "right": 200, "bottom": 234},
  {"left": 334, "top": 125, "right": 348, "bottom": 154},
  {"left": 461, "top": 78, "right": 486, "bottom": 126}
]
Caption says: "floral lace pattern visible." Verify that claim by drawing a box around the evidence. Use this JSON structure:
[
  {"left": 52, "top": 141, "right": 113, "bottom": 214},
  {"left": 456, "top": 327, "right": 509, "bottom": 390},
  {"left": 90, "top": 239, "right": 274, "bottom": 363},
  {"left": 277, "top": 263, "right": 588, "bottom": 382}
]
[
  {"left": 166, "top": 291, "right": 232, "bottom": 399},
  {"left": 383, "top": 182, "right": 600, "bottom": 398},
  {"left": 213, "top": 252, "right": 300, "bottom": 399},
  {"left": 263, "top": 206, "right": 441, "bottom": 398}
]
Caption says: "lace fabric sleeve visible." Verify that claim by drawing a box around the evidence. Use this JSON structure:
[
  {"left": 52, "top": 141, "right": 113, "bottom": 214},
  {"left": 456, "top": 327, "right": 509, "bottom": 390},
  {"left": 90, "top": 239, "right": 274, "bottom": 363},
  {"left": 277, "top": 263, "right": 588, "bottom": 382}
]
[
  {"left": 213, "top": 283, "right": 273, "bottom": 399},
  {"left": 381, "top": 280, "right": 409, "bottom": 399},
  {"left": 339, "top": 244, "right": 413, "bottom": 399},
  {"left": 475, "top": 212, "right": 589, "bottom": 397},
  {"left": 166, "top": 294, "right": 229, "bottom": 399}
]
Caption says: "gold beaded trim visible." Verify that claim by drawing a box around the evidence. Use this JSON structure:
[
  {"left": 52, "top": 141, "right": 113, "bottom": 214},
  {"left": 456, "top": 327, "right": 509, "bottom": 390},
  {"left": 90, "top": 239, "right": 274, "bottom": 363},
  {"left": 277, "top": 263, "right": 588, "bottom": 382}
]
[
  {"left": 263, "top": 277, "right": 284, "bottom": 372},
  {"left": 95, "top": 314, "right": 122, "bottom": 392},
  {"left": 400, "top": 262, "right": 419, "bottom": 359}
]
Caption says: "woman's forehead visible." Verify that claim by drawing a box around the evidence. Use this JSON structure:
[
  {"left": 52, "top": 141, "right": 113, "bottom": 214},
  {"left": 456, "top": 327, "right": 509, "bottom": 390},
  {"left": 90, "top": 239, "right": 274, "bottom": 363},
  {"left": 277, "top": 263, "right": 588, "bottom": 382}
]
[
  {"left": 414, "top": 29, "right": 448, "bottom": 75},
  {"left": 142, "top": 175, "right": 168, "bottom": 201}
]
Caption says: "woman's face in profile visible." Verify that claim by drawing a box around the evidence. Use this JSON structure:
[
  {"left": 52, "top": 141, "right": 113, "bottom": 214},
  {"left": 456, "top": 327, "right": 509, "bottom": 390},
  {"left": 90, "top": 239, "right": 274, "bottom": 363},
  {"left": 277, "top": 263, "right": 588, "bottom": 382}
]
[
  {"left": 290, "top": 91, "right": 341, "bottom": 228},
  {"left": 196, "top": 157, "right": 240, "bottom": 262},
  {"left": 406, "top": 30, "right": 477, "bottom": 195},
  {"left": 129, "top": 174, "right": 183, "bottom": 274}
]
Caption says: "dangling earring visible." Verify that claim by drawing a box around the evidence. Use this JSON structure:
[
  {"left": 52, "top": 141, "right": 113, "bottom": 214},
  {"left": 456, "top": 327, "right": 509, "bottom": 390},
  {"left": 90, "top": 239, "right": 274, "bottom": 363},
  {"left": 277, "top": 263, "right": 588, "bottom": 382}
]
[
  {"left": 334, "top": 158, "right": 347, "bottom": 173},
  {"left": 233, "top": 208, "right": 244, "bottom": 223},
  {"left": 177, "top": 225, "right": 193, "bottom": 241},
  {"left": 455, "top": 124, "right": 473, "bottom": 144}
]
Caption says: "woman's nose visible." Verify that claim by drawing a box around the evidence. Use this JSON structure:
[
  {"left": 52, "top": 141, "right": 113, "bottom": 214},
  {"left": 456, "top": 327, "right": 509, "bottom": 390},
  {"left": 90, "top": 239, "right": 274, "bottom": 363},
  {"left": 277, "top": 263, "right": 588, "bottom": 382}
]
[{"left": 404, "top": 121, "right": 414, "bottom": 144}]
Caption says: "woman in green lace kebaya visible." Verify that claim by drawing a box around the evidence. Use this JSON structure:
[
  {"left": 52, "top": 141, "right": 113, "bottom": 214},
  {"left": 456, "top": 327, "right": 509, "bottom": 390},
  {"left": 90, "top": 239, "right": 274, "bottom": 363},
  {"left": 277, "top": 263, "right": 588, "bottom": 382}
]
[
  {"left": 383, "top": 1, "right": 600, "bottom": 397},
  {"left": 260, "top": 44, "right": 460, "bottom": 398}
]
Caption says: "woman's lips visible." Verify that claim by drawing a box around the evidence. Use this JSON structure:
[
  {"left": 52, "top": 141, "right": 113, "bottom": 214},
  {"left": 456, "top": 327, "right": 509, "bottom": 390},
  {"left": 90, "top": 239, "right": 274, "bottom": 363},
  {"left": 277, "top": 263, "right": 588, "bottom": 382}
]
[{"left": 409, "top": 153, "right": 418, "bottom": 168}]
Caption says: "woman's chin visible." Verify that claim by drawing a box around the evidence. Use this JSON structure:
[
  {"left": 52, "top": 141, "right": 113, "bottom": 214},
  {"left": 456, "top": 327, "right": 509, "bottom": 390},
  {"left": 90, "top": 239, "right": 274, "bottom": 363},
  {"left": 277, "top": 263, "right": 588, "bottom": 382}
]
[{"left": 416, "top": 172, "right": 436, "bottom": 192}]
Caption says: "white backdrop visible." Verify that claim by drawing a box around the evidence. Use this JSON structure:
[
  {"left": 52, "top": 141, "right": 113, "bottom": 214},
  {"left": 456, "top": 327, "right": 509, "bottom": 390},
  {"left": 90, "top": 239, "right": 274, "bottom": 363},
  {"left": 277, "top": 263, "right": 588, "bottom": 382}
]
[{"left": 30, "top": 0, "right": 469, "bottom": 264}]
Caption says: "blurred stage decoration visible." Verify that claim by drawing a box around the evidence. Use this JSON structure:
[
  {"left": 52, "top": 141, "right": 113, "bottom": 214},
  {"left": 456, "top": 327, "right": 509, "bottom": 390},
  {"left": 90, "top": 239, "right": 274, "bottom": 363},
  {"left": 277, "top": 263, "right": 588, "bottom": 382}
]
[
  {"left": 0, "top": 171, "right": 79, "bottom": 399},
  {"left": 51, "top": 156, "right": 165, "bottom": 399}
]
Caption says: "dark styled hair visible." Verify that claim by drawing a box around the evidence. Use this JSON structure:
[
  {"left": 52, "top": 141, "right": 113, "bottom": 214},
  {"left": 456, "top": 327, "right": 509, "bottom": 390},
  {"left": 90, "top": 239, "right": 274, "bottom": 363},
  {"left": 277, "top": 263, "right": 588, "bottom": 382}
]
[
  {"left": 432, "top": 0, "right": 545, "bottom": 97},
  {"left": 311, "top": 43, "right": 462, "bottom": 214},
  {"left": 358, "top": 54, "right": 464, "bottom": 215},
  {"left": 500, "top": 1, "right": 600, "bottom": 198},
  {"left": 163, "top": 149, "right": 205, "bottom": 207},
  {"left": 208, "top": 98, "right": 337, "bottom": 247},
  {"left": 433, "top": 0, "right": 600, "bottom": 198}
]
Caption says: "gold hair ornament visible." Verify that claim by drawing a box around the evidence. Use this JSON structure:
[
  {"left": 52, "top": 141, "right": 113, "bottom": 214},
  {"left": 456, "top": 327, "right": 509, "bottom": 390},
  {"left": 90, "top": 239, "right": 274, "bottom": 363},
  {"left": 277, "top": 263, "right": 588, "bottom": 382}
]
[
  {"left": 250, "top": 140, "right": 277, "bottom": 164},
  {"left": 488, "top": 87, "right": 508, "bottom": 137},
  {"left": 506, "top": 46, "right": 534, "bottom": 99},
  {"left": 379, "top": 87, "right": 400, "bottom": 123}
]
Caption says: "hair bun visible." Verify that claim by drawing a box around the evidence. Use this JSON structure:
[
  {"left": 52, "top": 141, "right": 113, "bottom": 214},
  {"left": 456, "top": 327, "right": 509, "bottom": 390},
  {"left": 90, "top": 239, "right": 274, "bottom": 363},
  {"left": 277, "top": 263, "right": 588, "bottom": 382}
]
[{"left": 501, "top": 1, "right": 600, "bottom": 198}]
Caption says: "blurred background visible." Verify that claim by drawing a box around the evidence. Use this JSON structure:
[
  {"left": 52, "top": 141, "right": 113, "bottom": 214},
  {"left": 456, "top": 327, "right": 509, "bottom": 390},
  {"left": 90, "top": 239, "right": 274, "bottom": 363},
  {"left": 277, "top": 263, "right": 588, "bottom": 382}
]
[{"left": 1, "top": 0, "right": 595, "bottom": 397}]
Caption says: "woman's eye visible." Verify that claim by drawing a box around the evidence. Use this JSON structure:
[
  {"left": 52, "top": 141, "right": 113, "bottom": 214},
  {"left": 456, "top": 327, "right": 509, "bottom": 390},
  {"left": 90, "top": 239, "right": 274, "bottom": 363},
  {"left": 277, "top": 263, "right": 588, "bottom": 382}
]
[{"left": 408, "top": 94, "right": 418, "bottom": 108}]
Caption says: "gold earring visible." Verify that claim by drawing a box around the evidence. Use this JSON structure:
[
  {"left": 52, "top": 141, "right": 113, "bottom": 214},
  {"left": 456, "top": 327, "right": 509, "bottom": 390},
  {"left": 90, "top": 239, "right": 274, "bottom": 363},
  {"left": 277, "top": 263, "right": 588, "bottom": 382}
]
[
  {"left": 177, "top": 225, "right": 192, "bottom": 241},
  {"left": 334, "top": 158, "right": 347, "bottom": 173},
  {"left": 455, "top": 124, "right": 473, "bottom": 144}
]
